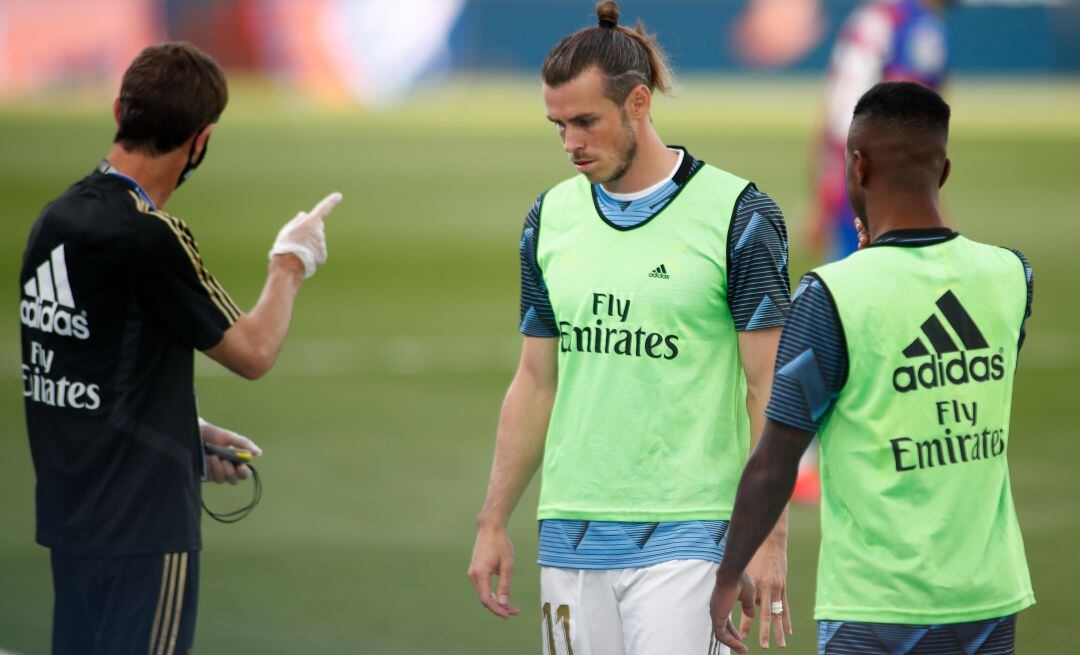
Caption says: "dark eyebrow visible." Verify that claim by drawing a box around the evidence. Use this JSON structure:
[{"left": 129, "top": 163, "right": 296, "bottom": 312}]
[{"left": 547, "top": 114, "right": 595, "bottom": 125}]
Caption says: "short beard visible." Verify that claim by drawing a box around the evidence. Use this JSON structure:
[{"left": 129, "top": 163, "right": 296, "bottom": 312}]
[{"left": 598, "top": 114, "right": 638, "bottom": 185}]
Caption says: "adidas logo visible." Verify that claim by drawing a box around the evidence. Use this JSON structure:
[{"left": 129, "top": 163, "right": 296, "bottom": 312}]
[
  {"left": 648, "top": 264, "right": 670, "bottom": 279},
  {"left": 20, "top": 244, "right": 90, "bottom": 340},
  {"left": 892, "top": 290, "right": 1004, "bottom": 393}
]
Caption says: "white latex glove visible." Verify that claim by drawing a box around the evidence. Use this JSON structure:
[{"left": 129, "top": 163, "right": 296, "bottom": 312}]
[
  {"left": 199, "top": 417, "right": 263, "bottom": 485},
  {"left": 269, "top": 192, "right": 343, "bottom": 278}
]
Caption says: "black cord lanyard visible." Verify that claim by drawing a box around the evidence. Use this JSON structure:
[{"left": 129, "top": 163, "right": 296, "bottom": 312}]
[{"left": 202, "top": 466, "right": 262, "bottom": 524}]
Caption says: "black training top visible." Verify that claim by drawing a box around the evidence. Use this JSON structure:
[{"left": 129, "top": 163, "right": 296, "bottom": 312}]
[{"left": 19, "top": 164, "right": 240, "bottom": 556}]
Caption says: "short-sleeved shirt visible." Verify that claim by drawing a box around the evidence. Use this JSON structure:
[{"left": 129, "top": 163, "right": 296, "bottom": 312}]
[
  {"left": 819, "top": 0, "right": 948, "bottom": 254},
  {"left": 519, "top": 149, "right": 792, "bottom": 569},
  {"left": 19, "top": 164, "right": 240, "bottom": 556},
  {"left": 520, "top": 150, "right": 791, "bottom": 339},
  {"left": 766, "top": 228, "right": 1034, "bottom": 434},
  {"left": 823, "top": 0, "right": 947, "bottom": 147}
]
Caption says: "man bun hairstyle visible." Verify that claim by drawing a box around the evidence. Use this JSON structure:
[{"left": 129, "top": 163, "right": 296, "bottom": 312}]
[
  {"left": 114, "top": 41, "right": 228, "bottom": 156},
  {"left": 597, "top": 1, "right": 620, "bottom": 28},
  {"left": 542, "top": 1, "right": 674, "bottom": 104},
  {"left": 853, "top": 81, "right": 950, "bottom": 137}
]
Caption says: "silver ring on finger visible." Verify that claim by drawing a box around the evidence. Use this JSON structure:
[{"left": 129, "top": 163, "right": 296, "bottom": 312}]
[{"left": 770, "top": 601, "right": 784, "bottom": 615}]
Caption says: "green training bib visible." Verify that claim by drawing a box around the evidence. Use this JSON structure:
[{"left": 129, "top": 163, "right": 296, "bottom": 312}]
[
  {"left": 535, "top": 165, "right": 752, "bottom": 522},
  {"left": 813, "top": 235, "right": 1034, "bottom": 624}
]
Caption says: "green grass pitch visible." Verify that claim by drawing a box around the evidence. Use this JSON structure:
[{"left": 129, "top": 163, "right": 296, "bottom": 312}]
[{"left": 0, "top": 77, "right": 1077, "bottom": 653}]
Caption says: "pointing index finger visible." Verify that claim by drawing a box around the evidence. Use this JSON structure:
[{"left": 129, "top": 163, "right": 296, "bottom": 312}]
[{"left": 304, "top": 192, "right": 343, "bottom": 223}]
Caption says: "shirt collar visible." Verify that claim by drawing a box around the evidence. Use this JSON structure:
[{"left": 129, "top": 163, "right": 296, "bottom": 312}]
[
  {"left": 97, "top": 159, "right": 156, "bottom": 211},
  {"left": 871, "top": 227, "right": 958, "bottom": 247}
]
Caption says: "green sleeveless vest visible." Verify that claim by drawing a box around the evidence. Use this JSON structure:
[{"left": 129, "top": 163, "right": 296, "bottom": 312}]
[
  {"left": 813, "top": 235, "right": 1034, "bottom": 623},
  {"left": 535, "top": 165, "right": 752, "bottom": 521}
]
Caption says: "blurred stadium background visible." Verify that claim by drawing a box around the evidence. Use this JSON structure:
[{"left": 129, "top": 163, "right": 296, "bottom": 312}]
[{"left": 0, "top": 1, "right": 1077, "bottom": 653}]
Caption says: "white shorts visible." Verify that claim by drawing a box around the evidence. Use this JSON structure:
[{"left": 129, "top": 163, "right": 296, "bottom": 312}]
[{"left": 540, "top": 559, "right": 729, "bottom": 655}]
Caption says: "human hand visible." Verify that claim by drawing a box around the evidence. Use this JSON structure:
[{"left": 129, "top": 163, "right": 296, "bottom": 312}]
[
  {"left": 855, "top": 217, "right": 870, "bottom": 250},
  {"left": 199, "top": 418, "right": 262, "bottom": 485},
  {"left": 711, "top": 570, "right": 757, "bottom": 654},
  {"left": 269, "top": 192, "right": 343, "bottom": 278},
  {"left": 467, "top": 525, "right": 520, "bottom": 619},
  {"left": 741, "top": 538, "right": 792, "bottom": 649}
]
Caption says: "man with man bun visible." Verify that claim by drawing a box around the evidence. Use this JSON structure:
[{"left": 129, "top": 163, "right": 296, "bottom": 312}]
[{"left": 468, "top": 3, "right": 794, "bottom": 652}]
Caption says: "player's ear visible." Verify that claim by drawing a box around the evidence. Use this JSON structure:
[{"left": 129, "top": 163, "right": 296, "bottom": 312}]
[
  {"left": 194, "top": 124, "right": 215, "bottom": 156},
  {"left": 625, "top": 84, "right": 651, "bottom": 120},
  {"left": 113, "top": 98, "right": 122, "bottom": 125},
  {"left": 852, "top": 149, "right": 869, "bottom": 188},
  {"left": 939, "top": 158, "right": 951, "bottom": 189}
]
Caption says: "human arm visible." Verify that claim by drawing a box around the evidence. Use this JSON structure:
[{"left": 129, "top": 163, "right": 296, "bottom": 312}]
[
  {"left": 204, "top": 257, "right": 303, "bottom": 380},
  {"left": 204, "top": 192, "right": 342, "bottom": 379},
  {"left": 711, "top": 420, "right": 815, "bottom": 653},
  {"left": 726, "top": 187, "right": 793, "bottom": 647},
  {"left": 737, "top": 328, "right": 792, "bottom": 649},
  {"left": 467, "top": 336, "right": 558, "bottom": 618},
  {"left": 467, "top": 196, "right": 558, "bottom": 618},
  {"left": 714, "top": 274, "right": 849, "bottom": 650},
  {"left": 199, "top": 417, "right": 263, "bottom": 485}
]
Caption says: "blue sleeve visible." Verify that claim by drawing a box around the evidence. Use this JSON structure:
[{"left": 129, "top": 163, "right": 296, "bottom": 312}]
[
  {"left": 519, "top": 194, "right": 559, "bottom": 337},
  {"left": 887, "top": 13, "right": 947, "bottom": 88},
  {"left": 727, "top": 186, "right": 791, "bottom": 331},
  {"left": 765, "top": 274, "right": 848, "bottom": 433},
  {"left": 1009, "top": 249, "right": 1034, "bottom": 351}
]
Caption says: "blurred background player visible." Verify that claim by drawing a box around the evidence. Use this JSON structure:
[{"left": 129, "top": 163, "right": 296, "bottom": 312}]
[
  {"left": 709, "top": 82, "right": 1034, "bottom": 655},
  {"left": 795, "top": 0, "right": 949, "bottom": 504},
  {"left": 808, "top": 0, "right": 949, "bottom": 262},
  {"left": 467, "top": 3, "right": 794, "bottom": 652},
  {"left": 19, "top": 42, "right": 341, "bottom": 654}
]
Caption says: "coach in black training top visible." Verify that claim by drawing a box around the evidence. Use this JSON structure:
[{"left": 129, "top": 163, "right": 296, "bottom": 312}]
[{"left": 19, "top": 42, "right": 342, "bottom": 655}]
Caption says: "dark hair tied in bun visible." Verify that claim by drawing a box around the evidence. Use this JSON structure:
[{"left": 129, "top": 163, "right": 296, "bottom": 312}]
[{"left": 597, "top": 1, "right": 620, "bottom": 29}]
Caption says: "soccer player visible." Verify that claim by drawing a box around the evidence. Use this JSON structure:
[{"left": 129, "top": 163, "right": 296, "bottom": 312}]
[
  {"left": 467, "top": 3, "right": 793, "bottom": 652},
  {"left": 795, "top": 0, "right": 950, "bottom": 505},
  {"left": 19, "top": 42, "right": 341, "bottom": 655},
  {"left": 807, "top": 0, "right": 949, "bottom": 262},
  {"left": 709, "top": 82, "right": 1035, "bottom": 655}
]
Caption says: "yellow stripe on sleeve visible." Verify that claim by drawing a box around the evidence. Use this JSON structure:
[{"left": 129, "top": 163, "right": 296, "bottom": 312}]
[
  {"left": 129, "top": 191, "right": 241, "bottom": 322},
  {"left": 141, "top": 208, "right": 241, "bottom": 323}
]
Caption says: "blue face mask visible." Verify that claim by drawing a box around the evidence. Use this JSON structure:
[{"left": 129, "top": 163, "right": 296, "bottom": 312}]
[{"left": 176, "top": 135, "right": 209, "bottom": 188}]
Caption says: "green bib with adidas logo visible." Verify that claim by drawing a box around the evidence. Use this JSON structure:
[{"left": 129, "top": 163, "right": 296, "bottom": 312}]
[
  {"left": 813, "top": 235, "right": 1035, "bottom": 624},
  {"left": 534, "top": 165, "right": 752, "bottom": 522}
]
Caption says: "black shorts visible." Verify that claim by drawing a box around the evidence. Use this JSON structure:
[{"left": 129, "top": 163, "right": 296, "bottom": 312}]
[{"left": 50, "top": 550, "right": 199, "bottom": 655}]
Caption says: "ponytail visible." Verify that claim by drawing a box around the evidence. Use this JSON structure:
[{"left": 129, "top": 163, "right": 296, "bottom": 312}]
[{"left": 542, "top": 1, "right": 674, "bottom": 102}]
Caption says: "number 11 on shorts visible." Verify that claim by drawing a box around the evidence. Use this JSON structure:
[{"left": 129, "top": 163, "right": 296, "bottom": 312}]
[{"left": 542, "top": 602, "right": 573, "bottom": 655}]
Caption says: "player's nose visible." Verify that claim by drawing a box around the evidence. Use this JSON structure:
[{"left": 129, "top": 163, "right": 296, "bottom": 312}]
[{"left": 562, "top": 131, "right": 585, "bottom": 154}]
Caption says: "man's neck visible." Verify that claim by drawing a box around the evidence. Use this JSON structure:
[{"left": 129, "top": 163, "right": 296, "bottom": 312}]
[
  {"left": 864, "top": 195, "right": 947, "bottom": 242},
  {"left": 602, "top": 131, "right": 679, "bottom": 195},
  {"left": 104, "top": 144, "right": 180, "bottom": 210}
]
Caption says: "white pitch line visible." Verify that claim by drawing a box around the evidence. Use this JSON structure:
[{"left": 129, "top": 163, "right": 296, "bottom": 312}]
[
  {"left": 194, "top": 335, "right": 522, "bottom": 378},
  {"left": 1, "top": 329, "right": 1077, "bottom": 380}
]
